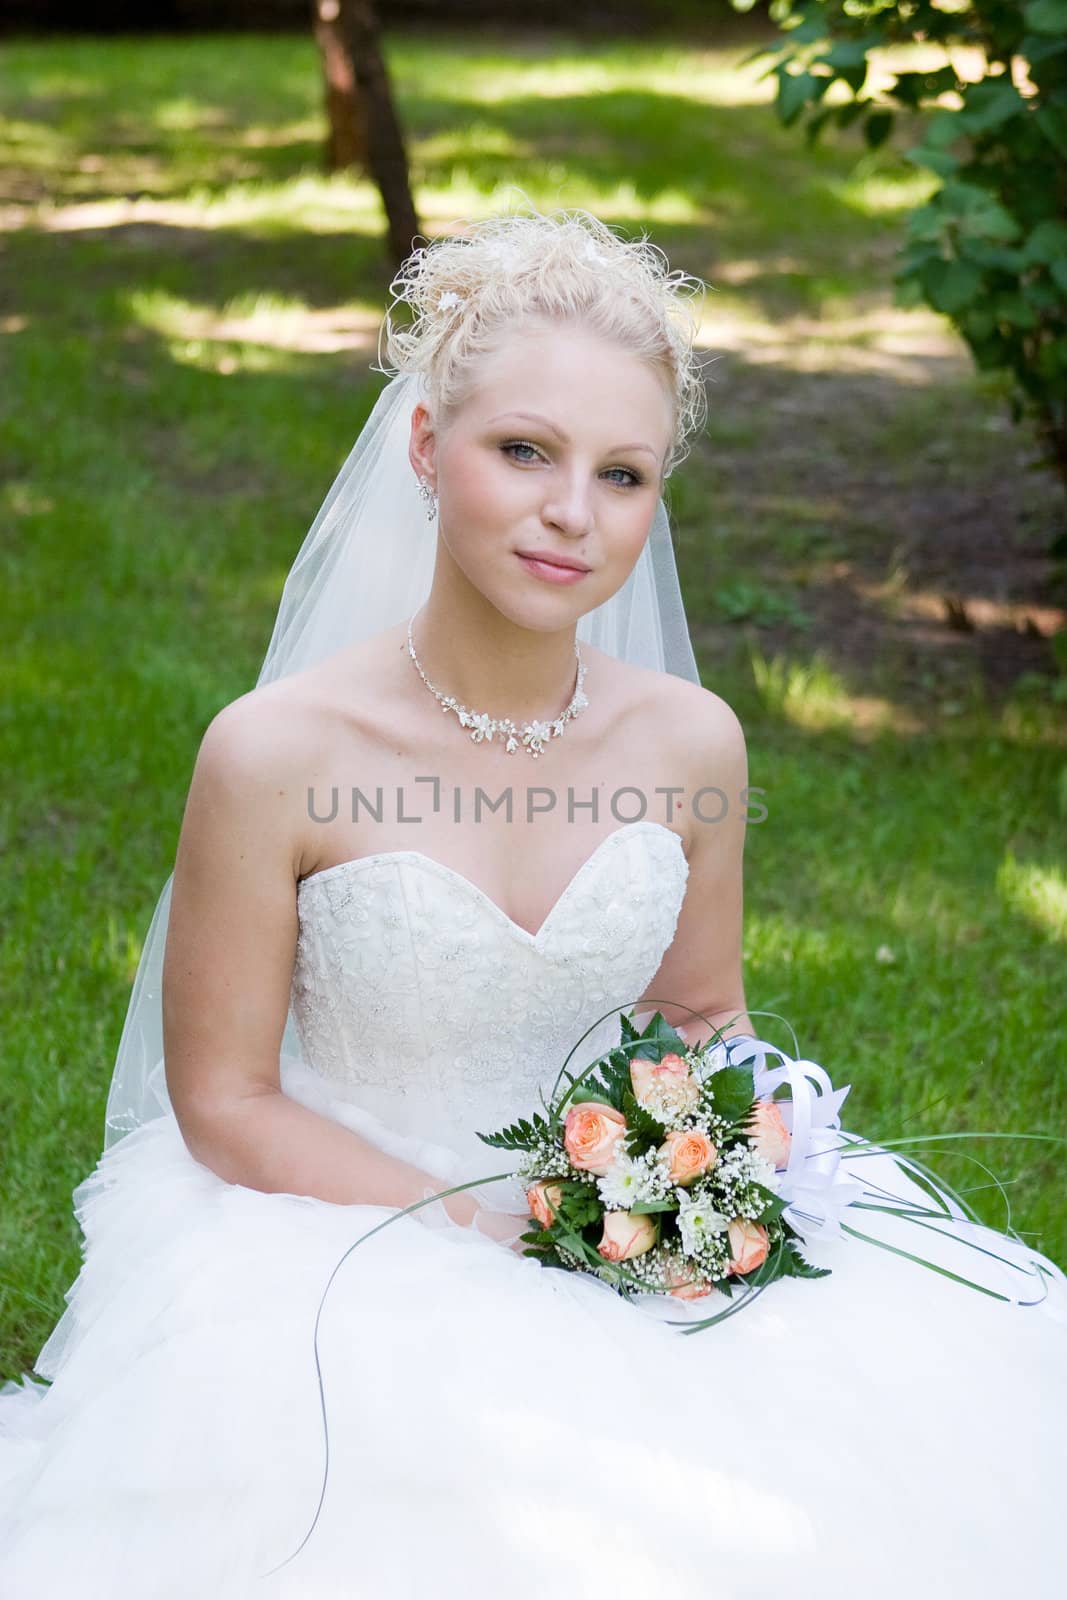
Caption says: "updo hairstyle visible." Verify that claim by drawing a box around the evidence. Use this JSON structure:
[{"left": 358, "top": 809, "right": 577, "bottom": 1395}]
[{"left": 376, "top": 201, "right": 708, "bottom": 477}]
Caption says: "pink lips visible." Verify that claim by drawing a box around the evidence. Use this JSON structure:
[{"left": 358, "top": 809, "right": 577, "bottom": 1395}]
[{"left": 516, "top": 552, "right": 591, "bottom": 585}]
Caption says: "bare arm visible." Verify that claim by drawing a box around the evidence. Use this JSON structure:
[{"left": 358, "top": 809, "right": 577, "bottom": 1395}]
[
  {"left": 162, "top": 696, "right": 485, "bottom": 1228},
  {"left": 633, "top": 684, "right": 756, "bottom": 1050}
]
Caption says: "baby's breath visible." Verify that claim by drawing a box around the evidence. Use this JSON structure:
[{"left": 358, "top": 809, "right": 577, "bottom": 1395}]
[
  {"left": 513, "top": 1135, "right": 571, "bottom": 1184},
  {"left": 703, "top": 1143, "right": 778, "bottom": 1219}
]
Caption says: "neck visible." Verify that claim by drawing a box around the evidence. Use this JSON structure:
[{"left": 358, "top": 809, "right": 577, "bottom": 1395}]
[{"left": 410, "top": 577, "right": 582, "bottom": 727}]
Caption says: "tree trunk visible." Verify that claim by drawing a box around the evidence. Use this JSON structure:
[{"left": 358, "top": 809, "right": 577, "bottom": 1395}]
[
  {"left": 336, "top": 0, "right": 421, "bottom": 269},
  {"left": 311, "top": 0, "right": 368, "bottom": 172}
]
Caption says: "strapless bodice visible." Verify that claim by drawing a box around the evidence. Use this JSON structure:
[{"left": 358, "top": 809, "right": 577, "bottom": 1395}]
[{"left": 285, "top": 819, "right": 689, "bottom": 1177}]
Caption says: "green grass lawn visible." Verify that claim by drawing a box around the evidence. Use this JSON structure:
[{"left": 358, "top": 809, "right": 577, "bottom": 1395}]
[{"left": 1, "top": 28, "right": 1065, "bottom": 1378}]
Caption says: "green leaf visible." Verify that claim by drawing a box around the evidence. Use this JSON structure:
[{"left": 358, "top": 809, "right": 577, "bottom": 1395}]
[
  {"left": 961, "top": 241, "right": 1024, "bottom": 272},
  {"left": 864, "top": 109, "right": 894, "bottom": 149},
  {"left": 629, "top": 1197, "right": 678, "bottom": 1215},
  {"left": 891, "top": 66, "right": 959, "bottom": 108},
  {"left": 959, "top": 307, "right": 997, "bottom": 341},
  {"left": 921, "top": 111, "right": 960, "bottom": 149},
  {"left": 568, "top": 1084, "right": 614, "bottom": 1105},
  {"left": 1022, "top": 219, "right": 1067, "bottom": 266},
  {"left": 819, "top": 39, "right": 870, "bottom": 71},
  {"left": 1036, "top": 336, "right": 1067, "bottom": 376},
  {"left": 905, "top": 201, "right": 949, "bottom": 244},
  {"left": 779, "top": 1246, "right": 833, "bottom": 1281},
  {"left": 783, "top": 14, "right": 829, "bottom": 47},
  {"left": 1021, "top": 276, "right": 1062, "bottom": 312},
  {"left": 621, "top": 1091, "right": 667, "bottom": 1159},
  {"left": 776, "top": 67, "right": 821, "bottom": 127},
  {"left": 956, "top": 80, "right": 1026, "bottom": 135},
  {"left": 907, "top": 144, "right": 959, "bottom": 178},
  {"left": 994, "top": 292, "right": 1039, "bottom": 330},
  {"left": 477, "top": 1111, "right": 553, "bottom": 1151},
  {"left": 705, "top": 1063, "right": 755, "bottom": 1123},
  {"left": 923, "top": 259, "right": 985, "bottom": 314},
  {"left": 941, "top": 182, "right": 1020, "bottom": 244},
  {"left": 835, "top": 99, "right": 868, "bottom": 130},
  {"left": 1024, "top": 0, "right": 1067, "bottom": 35},
  {"left": 1022, "top": 33, "right": 1067, "bottom": 66},
  {"left": 814, "top": 41, "right": 870, "bottom": 96},
  {"left": 631, "top": 1010, "right": 689, "bottom": 1060},
  {"left": 1035, "top": 105, "right": 1067, "bottom": 159}
]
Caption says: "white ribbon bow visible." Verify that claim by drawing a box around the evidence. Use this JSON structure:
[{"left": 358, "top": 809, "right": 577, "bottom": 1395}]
[{"left": 723, "top": 1036, "right": 867, "bottom": 1240}]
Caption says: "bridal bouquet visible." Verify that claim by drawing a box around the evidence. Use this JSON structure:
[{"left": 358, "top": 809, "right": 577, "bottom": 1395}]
[
  {"left": 477, "top": 1009, "right": 836, "bottom": 1309},
  {"left": 472, "top": 1005, "right": 1063, "bottom": 1331}
]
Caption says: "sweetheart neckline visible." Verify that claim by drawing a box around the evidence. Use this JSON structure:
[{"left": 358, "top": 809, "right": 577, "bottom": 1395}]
[{"left": 296, "top": 818, "right": 687, "bottom": 945}]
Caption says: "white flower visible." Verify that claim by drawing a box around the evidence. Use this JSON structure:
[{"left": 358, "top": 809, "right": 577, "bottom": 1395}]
[
  {"left": 676, "top": 1192, "right": 729, "bottom": 1255},
  {"left": 437, "top": 291, "right": 466, "bottom": 313},
  {"left": 596, "top": 1149, "right": 668, "bottom": 1209}
]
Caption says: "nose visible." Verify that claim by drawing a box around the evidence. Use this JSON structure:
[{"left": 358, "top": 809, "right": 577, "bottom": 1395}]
[{"left": 541, "top": 472, "right": 595, "bottom": 539}]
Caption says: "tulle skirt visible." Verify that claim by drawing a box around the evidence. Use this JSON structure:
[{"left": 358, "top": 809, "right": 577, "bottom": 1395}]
[{"left": 2, "top": 1074, "right": 1066, "bottom": 1600}]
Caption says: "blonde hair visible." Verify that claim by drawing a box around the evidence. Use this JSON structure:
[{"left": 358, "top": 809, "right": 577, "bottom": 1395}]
[{"left": 376, "top": 199, "right": 708, "bottom": 477}]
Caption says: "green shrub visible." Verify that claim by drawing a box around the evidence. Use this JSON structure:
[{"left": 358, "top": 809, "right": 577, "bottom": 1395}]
[{"left": 735, "top": 0, "right": 1067, "bottom": 502}]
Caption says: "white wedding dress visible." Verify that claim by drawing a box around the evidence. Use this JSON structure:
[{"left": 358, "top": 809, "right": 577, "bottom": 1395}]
[{"left": 2, "top": 817, "right": 1066, "bottom": 1599}]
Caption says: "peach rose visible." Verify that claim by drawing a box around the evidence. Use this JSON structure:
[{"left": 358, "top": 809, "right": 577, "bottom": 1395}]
[
  {"left": 746, "top": 1098, "right": 792, "bottom": 1170},
  {"left": 597, "top": 1209, "right": 658, "bottom": 1263},
  {"left": 661, "top": 1128, "right": 718, "bottom": 1187},
  {"left": 629, "top": 1052, "right": 700, "bottom": 1115},
  {"left": 525, "top": 1180, "right": 564, "bottom": 1229},
  {"left": 663, "top": 1258, "right": 714, "bottom": 1300},
  {"left": 563, "top": 1101, "right": 627, "bottom": 1175},
  {"left": 726, "top": 1217, "right": 770, "bottom": 1276}
]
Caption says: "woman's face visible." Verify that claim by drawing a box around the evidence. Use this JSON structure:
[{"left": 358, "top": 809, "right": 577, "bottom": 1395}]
[{"left": 408, "top": 322, "right": 676, "bottom": 629}]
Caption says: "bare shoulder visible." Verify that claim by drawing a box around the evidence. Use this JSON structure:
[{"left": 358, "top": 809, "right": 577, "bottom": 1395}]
[
  {"left": 664, "top": 673, "right": 747, "bottom": 764},
  {"left": 589, "top": 646, "right": 746, "bottom": 765},
  {"left": 191, "top": 635, "right": 401, "bottom": 876},
  {"left": 197, "top": 675, "right": 315, "bottom": 800},
  {"left": 199, "top": 632, "right": 392, "bottom": 780}
]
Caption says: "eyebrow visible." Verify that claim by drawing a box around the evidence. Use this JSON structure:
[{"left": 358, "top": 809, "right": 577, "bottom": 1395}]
[{"left": 487, "top": 411, "right": 659, "bottom": 459}]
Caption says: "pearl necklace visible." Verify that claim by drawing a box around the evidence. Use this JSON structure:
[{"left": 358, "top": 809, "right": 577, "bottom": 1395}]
[{"left": 406, "top": 613, "right": 589, "bottom": 758}]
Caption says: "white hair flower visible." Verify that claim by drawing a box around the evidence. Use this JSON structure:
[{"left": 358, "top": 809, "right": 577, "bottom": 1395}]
[{"left": 437, "top": 291, "right": 466, "bottom": 313}]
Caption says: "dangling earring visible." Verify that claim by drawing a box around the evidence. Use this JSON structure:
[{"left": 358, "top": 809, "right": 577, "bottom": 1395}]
[{"left": 416, "top": 474, "right": 438, "bottom": 521}]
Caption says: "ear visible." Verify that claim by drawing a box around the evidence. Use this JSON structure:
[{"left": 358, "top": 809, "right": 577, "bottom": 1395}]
[{"left": 408, "top": 403, "right": 437, "bottom": 487}]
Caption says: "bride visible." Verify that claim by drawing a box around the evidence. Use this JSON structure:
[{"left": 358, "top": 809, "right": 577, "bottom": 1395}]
[{"left": 1, "top": 204, "right": 1065, "bottom": 1600}]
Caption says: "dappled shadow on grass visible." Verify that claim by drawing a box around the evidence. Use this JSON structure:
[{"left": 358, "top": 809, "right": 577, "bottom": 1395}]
[
  {"left": 4, "top": 217, "right": 398, "bottom": 318},
  {"left": 2, "top": 30, "right": 924, "bottom": 323},
  {"left": 667, "top": 350, "right": 1066, "bottom": 721}
]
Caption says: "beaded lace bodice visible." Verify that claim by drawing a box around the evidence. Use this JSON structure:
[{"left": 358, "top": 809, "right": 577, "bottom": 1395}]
[{"left": 287, "top": 819, "right": 689, "bottom": 1175}]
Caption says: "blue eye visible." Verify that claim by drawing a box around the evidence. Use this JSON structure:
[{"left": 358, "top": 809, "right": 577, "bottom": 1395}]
[
  {"left": 502, "top": 440, "right": 543, "bottom": 463},
  {"left": 501, "top": 440, "right": 644, "bottom": 488}
]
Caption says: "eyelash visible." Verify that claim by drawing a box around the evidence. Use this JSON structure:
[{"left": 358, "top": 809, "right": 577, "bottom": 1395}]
[{"left": 500, "top": 439, "right": 645, "bottom": 489}]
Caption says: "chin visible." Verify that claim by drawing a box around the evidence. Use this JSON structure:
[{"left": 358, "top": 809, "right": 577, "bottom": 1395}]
[{"left": 501, "top": 576, "right": 622, "bottom": 631}]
